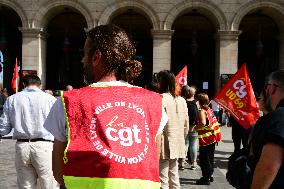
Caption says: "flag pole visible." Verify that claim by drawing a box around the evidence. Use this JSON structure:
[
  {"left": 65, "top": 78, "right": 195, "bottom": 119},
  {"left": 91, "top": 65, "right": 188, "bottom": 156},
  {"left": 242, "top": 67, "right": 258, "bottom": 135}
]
[{"left": 16, "top": 76, "right": 18, "bottom": 93}]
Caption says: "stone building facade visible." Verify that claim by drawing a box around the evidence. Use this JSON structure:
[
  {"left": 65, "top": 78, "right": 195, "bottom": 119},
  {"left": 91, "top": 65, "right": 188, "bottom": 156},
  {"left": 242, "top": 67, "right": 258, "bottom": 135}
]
[{"left": 0, "top": 0, "right": 284, "bottom": 94}]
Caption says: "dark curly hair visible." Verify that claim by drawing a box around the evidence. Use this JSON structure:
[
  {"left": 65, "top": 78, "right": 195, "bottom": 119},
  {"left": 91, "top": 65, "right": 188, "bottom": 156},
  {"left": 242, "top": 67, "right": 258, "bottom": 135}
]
[{"left": 86, "top": 24, "right": 142, "bottom": 82}]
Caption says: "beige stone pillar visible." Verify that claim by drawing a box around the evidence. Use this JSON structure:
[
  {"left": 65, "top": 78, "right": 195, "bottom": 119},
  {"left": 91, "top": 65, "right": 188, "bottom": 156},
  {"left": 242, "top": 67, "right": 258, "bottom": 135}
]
[
  {"left": 151, "top": 29, "right": 174, "bottom": 73},
  {"left": 19, "top": 28, "right": 47, "bottom": 88},
  {"left": 215, "top": 30, "right": 241, "bottom": 92},
  {"left": 278, "top": 33, "right": 284, "bottom": 69}
]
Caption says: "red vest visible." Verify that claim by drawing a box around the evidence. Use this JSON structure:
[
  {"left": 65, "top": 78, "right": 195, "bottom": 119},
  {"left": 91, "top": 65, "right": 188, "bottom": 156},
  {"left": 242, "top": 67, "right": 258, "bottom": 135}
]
[
  {"left": 61, "top": 83, "right": 162, "bottom": 189},
  {"left": 197, "top": 108, "right": 222, "bottom": 146}
]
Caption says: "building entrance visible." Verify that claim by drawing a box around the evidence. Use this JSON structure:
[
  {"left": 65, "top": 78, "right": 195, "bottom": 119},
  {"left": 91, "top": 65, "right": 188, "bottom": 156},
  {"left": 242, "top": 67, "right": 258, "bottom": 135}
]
[
  {"left": 238, "top": 12, "right": 279, "bottom": 94},
  {"left": 0, "top": 5, "right": 22, "bottom": 93},
  {"left": 171, "top": 12, "right": 216, "bottom": 96},
  {"left": 46, "top": 7, "right": 87, "bottom": 90}
]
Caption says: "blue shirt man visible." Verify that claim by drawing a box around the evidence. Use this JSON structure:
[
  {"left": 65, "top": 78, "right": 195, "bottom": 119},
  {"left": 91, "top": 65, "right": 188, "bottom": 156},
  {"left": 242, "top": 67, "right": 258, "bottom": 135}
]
[{"left": 0, "top": 75, "right": 59, "bottom": 189}]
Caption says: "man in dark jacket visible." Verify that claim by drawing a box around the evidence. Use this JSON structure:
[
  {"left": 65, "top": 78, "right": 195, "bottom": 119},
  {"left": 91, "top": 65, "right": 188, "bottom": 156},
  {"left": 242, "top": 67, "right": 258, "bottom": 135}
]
[{"left": 250, "top": 70, "right": 284, "bottom": 189}]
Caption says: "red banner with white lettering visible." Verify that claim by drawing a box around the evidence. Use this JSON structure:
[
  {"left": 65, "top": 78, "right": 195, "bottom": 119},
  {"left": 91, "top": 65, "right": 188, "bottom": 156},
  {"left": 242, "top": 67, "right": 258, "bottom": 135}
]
[
  {"left": 213, "top": 64, "right": 260, "bottom": 129},
  {"left": 175, "top": 66, "right": 187, "bottom": 96},
  {"left": 11, "top": 58, "right": 19, "bottom": 93}
]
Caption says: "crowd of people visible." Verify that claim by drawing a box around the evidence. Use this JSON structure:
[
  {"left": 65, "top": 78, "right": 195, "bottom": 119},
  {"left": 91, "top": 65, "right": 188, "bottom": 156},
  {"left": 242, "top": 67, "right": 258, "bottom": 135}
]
[{"left": 0, "top": 24, "right": 283, "bottom": 189}]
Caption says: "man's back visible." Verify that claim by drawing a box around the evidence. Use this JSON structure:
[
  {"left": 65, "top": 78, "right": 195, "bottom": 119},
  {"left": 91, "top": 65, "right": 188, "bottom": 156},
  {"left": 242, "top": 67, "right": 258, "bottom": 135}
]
[
  {"left": 0, "top": 75, "right": 59, "bottom": 189},
  {"left": 2, "top": 86, "right": 56, "bottom": 139}
]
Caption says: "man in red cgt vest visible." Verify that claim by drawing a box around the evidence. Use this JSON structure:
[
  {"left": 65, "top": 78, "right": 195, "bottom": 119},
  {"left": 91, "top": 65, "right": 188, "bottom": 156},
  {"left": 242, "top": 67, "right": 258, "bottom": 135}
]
[{"left": 44, "top": 24, "right": 167, "bottom": 189}]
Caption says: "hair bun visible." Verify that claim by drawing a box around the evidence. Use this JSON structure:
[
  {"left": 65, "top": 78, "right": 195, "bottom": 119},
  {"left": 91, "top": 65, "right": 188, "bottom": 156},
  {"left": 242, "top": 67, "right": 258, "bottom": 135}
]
[{"left": 125, "top": 59, "right": 142, "bottom": 82}]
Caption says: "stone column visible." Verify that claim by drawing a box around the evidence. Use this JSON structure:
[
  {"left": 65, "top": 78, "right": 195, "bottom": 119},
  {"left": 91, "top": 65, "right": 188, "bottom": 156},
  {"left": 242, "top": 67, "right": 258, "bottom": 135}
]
[
  {"left": 215, "top": 30, "right": 241, "bottom": 92},
  {"left": 151, "top": 29, "right": 174, "bottom": 74},
  {"left": 19, "top": 28, "right": 47, "bottom": 88},
  {"left": 278, "top": 33, "right": 284, "bottom": 69}
]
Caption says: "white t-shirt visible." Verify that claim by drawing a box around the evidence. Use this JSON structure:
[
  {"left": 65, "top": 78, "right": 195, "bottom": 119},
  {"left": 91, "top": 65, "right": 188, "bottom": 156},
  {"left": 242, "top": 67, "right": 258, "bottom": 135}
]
[{"left": 211, "top": 100, "right": 220, "bottom": 112}]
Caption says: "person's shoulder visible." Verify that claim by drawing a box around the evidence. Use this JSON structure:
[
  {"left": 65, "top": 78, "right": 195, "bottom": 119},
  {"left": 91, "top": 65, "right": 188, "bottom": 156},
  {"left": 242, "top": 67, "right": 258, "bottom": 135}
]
[
  {"left": 265, "top": 110, "right": 284, "bottom": 137},
  {"left": 177, "top": 96, "right": 186, "bottom": 103},
  {"left": 161, "top": 92, "right": 170, "bottom": 99},
  {"left": 269, "top": 107, "right": 284, "bottom": 123},
  {"left": 37, "top": 90, "right": 56, "bottom": 99},
  {"left": 187, "top": 100, "right": 197, "bottom": 105},
  {"left": 138, "top": 87, "right": 161, "bottom": 96},
  {"left": 9, "top": 91, "right": 24, "bottom": 100},
  {"left": 63, "top": 86, "right": 90, "bottom": 96}
]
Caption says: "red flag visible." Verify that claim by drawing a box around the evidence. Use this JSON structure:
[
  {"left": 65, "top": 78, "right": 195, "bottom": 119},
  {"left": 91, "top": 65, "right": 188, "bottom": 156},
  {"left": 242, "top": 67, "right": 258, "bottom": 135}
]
[
  {"left": 11, "top": 58, "right": 19, "bottom": 93},
  {"left": 175, "top": 66, "right": 187, "bottom": 95},
  {"left": 213, "top": 64, "right": 260, "bottom": 129}
]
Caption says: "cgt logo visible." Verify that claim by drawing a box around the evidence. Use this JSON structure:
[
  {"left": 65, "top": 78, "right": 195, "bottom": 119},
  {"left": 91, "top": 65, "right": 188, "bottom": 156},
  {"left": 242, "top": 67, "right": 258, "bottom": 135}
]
[
  {"left": 90, "top": 101, "right": 150, "bottom": 165},
  {"left": 178, "top": 76, "right": 187, "bottom": 85},
  {"left": 106, "top": 116, "right": 141, "bottom": 147}
]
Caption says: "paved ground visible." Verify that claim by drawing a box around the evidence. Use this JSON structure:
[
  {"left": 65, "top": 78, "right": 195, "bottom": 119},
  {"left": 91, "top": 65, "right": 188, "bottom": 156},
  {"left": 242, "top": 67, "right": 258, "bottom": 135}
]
[
  {"left": 0, "top": 126, "right": 234, "bottom": 189},
  {"left": 179, "top": 126, "right": 235, "bottom": 189}
]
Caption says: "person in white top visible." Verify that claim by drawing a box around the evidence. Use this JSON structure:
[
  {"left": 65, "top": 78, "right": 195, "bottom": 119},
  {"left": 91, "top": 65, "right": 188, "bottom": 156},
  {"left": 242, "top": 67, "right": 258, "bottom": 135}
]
[
  {"left": 0, "top": 75, "right": 59, "bottom": 189},
  {"left": 157, "top": 70, "right": 189, "bottom": 189},
  {"left": 210, "top": 100, "right": 219, "bottom": 119}
]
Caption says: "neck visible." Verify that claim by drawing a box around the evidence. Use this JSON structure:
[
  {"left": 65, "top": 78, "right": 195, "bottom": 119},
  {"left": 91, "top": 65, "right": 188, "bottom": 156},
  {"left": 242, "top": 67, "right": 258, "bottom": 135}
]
[
  {"left": 97, "top": 72, "right": 117, "bottom": 82},
  {"left": 26, "top": 85, "right": 40, "bottom": 89}
]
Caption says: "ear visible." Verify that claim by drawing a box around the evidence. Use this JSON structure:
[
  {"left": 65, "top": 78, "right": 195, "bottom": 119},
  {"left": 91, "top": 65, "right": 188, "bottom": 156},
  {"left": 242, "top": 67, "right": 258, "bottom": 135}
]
[{"left": 92, "top": 49, "right": 102, "bottom": 67}]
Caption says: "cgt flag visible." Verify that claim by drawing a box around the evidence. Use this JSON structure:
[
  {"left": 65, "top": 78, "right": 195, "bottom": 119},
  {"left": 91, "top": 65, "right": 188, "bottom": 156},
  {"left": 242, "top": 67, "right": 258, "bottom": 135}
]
[
  {"left": 175, "top": 66, "right": 187, "bottom": 96},
  {"left": 11, "top": 58, "right": 20, "bottom": 93},
  {"left": 213, "top": 64, "right": 260, "bottom": 129}
]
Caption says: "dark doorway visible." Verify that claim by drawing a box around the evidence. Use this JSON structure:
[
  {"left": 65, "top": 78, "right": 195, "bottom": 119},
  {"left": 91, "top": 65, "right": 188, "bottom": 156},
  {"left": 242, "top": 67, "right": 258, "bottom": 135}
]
[
  {"left": 46, "top": 8, "right": 87, "bottom": 90},
  {"left": 238, "top": 12, "right": 279, "bottom": 94},
  {"left": 0, "top": 5, "right": 22, "bottom": 94},
  {"left": 111, "top": 9, "right": 153, "bottom": 87},
  {"left": 172, "top": 12, "right": 216, "bottom": 97}
]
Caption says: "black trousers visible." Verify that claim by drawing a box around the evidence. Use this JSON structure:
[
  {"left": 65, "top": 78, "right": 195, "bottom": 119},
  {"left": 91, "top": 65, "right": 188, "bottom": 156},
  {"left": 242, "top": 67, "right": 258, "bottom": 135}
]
[{"left": 199, "top": 143, "right": 216, "bottom": 179}]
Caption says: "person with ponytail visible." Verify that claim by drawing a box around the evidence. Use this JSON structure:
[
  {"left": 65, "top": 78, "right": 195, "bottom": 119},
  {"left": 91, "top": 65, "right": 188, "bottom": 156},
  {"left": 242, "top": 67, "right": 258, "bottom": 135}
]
[{"left": 44, "top": 24, "right": 168, "bottom": 189}]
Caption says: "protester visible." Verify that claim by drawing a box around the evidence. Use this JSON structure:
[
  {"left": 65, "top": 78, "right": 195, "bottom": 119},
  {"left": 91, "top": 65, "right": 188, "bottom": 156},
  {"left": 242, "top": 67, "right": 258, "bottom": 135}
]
[
  {"left": 181, "top": 85, "right": 199, "bottom": 170},
  {"left": 0, "top": 75, "right": 58, "bottom": 189},
  {"left": 211, "top": 100, "right": 219, "bottom": 118},
  {"left": 44, "top": 24, "right": 167, "bottom": 189},
  {"left": 0, "top": 88, "right": 8, "bottom": 115},
  {"left": 226, "top": 89, "right": 271, "bottom": 189},
  {"left": 230, "top": 116, "right": 251, "bottom": 152},
  {"left": 195, "top": 93, "right": 222, "bottom": 185},
  {"left": 250, "top": 70, "right": 284, "bottom": 189},
  {"left": 157, "top": 70, "right": 189, "bottom": 189}
]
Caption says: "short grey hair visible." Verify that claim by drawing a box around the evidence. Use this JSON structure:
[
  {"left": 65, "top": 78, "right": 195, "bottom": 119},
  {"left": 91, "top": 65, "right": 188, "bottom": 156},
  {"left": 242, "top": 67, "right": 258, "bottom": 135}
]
[{"left": 268, "top": 70, "right": 284, "bottom": 91}]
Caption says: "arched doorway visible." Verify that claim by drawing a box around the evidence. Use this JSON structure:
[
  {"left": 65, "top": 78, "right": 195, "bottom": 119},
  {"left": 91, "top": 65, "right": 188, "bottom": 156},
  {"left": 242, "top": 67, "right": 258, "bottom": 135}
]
[
  {"left": 110, "top": 9, "right": 153, "bottom": 87},
  {"left": 46, "top": 7, "right": 87, "bottom": 90},
  {"left": 238, "top": 11, "right": 279, "bottom": 94},
  {"left": 171, "top": 11, "right": 215, "bottom": 96},
  {"left": 0, "top": 5, "right": 22, "bottom": 93}
]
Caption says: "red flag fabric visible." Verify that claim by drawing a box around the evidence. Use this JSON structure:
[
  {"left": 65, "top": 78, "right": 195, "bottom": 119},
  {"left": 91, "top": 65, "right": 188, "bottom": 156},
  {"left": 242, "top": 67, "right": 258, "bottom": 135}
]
[
  {"left": 175, "top": 66, "right": 187, "bottom": 95},
  {"left": 11, "top": 58, "right": 19, "bottom": 93},
  {"left": 213, "top": 64, "right": 260, "bottom": 129}
]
